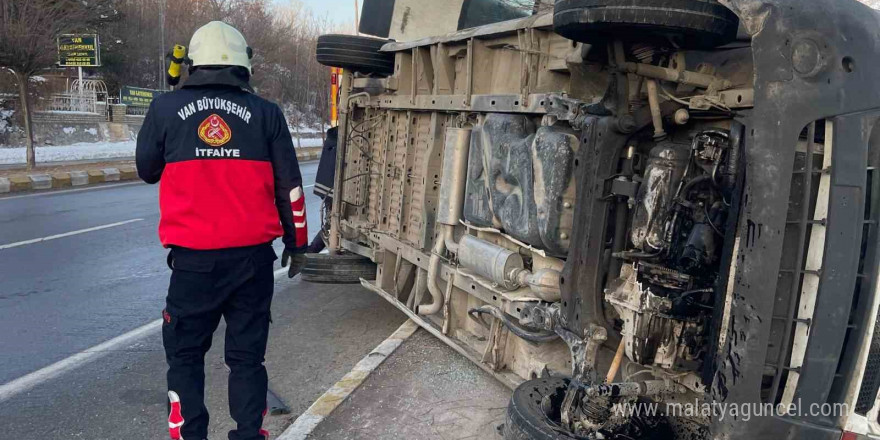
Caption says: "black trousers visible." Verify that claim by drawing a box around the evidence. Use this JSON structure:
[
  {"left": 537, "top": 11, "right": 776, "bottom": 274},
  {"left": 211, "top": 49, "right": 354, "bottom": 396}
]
[{"left": 162, "top": 243, "right": 277, "bottom": 440}]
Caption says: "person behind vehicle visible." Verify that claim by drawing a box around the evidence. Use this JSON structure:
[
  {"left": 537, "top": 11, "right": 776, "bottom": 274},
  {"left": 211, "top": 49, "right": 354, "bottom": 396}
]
[
  {"left": 136, "top": 21, "right": 307, "bottom": 440},
  {"left": 307, "top": 126, "right": 337, "bottom": 253}
]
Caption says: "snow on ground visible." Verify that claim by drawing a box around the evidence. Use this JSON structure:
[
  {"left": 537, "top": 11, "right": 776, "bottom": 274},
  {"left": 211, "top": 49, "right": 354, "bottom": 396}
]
[
  {"left": 0, "top": 108, "right": 14, "bottom": 134},
  {"left": 290, "top": 124, "right": 324, "bottom": 134},
  {"left": 0, "top": 141, "right": 136, "bottom": 165},
  {"left": 0, "top": 138, "right": 324, "bottom": 165}
]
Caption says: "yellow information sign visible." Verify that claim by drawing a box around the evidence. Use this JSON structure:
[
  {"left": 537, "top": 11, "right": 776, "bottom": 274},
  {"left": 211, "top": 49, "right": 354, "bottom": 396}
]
[{"left": 58, "top": 34, "right": 100, "bottom": 67}]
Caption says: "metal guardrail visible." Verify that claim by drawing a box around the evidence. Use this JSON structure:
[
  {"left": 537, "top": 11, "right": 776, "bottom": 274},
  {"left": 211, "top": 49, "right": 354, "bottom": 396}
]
[
  {"left": 3, "top": 92, "right": 120, "bottom": 116},
  {"left": 42, "top": 93, "right": 100, "bottom": 114},
  {"left": 124, "top": 105, "right": 149, "bottom": 116}
]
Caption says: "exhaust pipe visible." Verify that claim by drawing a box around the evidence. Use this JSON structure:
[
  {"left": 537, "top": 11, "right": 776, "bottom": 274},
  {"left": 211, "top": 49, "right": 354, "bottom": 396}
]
[{"left": 418, "top": 127, "right": 471, "bottom": 315}]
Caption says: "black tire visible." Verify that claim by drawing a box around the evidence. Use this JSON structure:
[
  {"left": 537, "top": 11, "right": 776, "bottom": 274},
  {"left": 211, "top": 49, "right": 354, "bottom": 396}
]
[
  {"left": 553, "top": 0, "right": 739, "bottom": 49},
  {"left": 301, "top": 253, "right": 377, "bottom": 284},
  {"left": 315, "top": 34, "right": 395, "bottom": 75},
  {"left": 504, "top": 378, "right": 678, "bottom": 440},
  {"left": 503, "top": 377, "right": 579, "bottom": 440}
]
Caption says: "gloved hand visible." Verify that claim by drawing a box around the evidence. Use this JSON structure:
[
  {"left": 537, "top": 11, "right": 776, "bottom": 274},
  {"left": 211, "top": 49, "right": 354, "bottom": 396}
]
[{"left": 281, "top": 248, "right": 307, "bottom": 278}]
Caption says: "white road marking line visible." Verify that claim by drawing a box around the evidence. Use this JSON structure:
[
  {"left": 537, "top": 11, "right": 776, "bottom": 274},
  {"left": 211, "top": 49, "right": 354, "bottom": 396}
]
[
  {"left": 0, "top": 267, "right": 292, "bottom": 403},
  {"left": 0, "top": 181, "right": 144, "bottom": 201},
  {"left": 0, "top": 219, "right": 144, "bottom": 250},
  {"left": 0, "top": 318, "right": 162, "bottom": 403},
  {"left": 277, "top": 320, "right": 419, "bottom": 440}
]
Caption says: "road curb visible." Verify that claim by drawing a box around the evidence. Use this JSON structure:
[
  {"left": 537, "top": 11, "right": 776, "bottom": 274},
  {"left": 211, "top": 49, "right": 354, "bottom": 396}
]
[
  {"left": 118, "top": 165, "right": 137, "bottom": 180},
  {"left": 102, "top": 168, "right": 121, "bottom": 182},
  {"left": 8, "top": 175, "right": 30, "bottom": 192},
  {"left": 276, "top": 319, "right": 419, "bottom": 440},
  {"left": 297, "top": 147, "right": 323, "bottom": 162},
  {"left": 51, "top": 172, "right": 72, "bottom": 188},
  {"left": 29, "top": 174, "right": 52, "bottom": 190},
  {"left": 0, "top": 149, "right": 322, "bottom": 194},
  {"left": 68, "top": 171, "right": 89, "bottom": 187},
  {"left": 86, "top": 170, "right": 105, "bottom": 184}
]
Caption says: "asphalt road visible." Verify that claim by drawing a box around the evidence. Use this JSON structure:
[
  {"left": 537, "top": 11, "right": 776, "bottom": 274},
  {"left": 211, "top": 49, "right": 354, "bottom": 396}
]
[{"left": 0, "top": 160, "right": 406, "bottom": 439}]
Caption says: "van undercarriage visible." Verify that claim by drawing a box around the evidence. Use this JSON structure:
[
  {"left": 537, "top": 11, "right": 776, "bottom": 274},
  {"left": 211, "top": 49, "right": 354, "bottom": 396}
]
[{"left": 315, "top": 1, "right": 880, "bottom": 438}]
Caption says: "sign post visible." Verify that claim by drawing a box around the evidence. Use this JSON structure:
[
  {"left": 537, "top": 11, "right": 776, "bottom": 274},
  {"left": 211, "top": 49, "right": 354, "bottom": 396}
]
[{"left": 58, "top": 34, "right": 100, "bottom": 101}]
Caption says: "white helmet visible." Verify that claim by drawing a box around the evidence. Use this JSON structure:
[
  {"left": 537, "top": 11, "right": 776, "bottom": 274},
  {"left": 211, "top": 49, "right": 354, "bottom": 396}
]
[{"left": 188, "top": 21, "right": 252, "bottom": 73}]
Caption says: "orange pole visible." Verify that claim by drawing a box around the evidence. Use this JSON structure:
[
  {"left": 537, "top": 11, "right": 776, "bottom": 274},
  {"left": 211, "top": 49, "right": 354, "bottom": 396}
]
[
  {"left": 330, "top": 67, "right": 341, "bottom": 127},
  {"left": 606, "top": 338, "right": 626, "bottom": 383}
]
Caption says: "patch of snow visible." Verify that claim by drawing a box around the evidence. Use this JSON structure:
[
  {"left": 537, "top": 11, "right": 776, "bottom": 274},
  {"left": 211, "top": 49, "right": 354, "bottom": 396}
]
[
  {"left": 85, "top": 128, "right": 98, "bottom": 136},
  {"left": 289, "top": 124, "right": 323, "bottom": 134},
  {"left": 0, "top": 141, "right": 136, "bottom": 165},
  {"left": 0, "top": 108, "right": 15, "bottom": 134},
  {"left": 30, "top": 76, "right": 47, "bottom": 83},
  {"left": 63, "top": 127, "right": 77, "bottom": 134}
]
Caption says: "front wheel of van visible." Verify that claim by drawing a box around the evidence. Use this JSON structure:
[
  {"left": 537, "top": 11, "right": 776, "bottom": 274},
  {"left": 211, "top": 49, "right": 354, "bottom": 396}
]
[
  {"left": 503, "top": 377, "right": 678, "bottom": 440},
  {"left": 502, "top": 377, "right": 579, "bottom": 440}
]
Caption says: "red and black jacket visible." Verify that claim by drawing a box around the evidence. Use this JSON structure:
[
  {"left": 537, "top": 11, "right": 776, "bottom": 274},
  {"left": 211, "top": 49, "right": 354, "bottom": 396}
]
[{"left": 136, "top": 69, "right": 307, "bottom": 252}]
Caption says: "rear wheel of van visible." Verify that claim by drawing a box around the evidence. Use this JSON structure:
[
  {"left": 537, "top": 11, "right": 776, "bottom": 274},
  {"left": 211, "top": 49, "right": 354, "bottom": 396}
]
[
  {"left": 553, "top": 0, "right": 740, "bottom": 49},
  {"left": 315, "top": 34, "right": 395, "bottom": 75},
  {"left": 301, "top": 253, "right": 377, "bottom": 284}
]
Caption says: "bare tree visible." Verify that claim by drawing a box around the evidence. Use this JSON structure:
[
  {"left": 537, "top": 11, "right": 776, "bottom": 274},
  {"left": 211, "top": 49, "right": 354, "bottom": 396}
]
[
  {"left": 0, "top": 0, "right": 340, "bottom": 151},
  {"left": 0, "top": 0, "right": 87, "bottom": 169}
]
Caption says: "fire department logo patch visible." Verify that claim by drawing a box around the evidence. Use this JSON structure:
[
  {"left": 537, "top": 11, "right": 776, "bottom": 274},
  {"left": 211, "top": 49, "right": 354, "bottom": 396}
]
[{"left": 198, "top": 114, "right": 232, "bottom": 147}]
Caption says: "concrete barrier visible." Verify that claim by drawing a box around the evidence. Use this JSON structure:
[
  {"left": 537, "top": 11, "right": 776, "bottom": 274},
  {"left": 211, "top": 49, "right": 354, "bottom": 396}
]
[
  {"left": 69, "top": 171, "right": 89, "bottom": 186},
  {"left": 0, "top": 177, "right": 9, "bottom": 193},
  {"left": 102, "top": 168, "right": 121, "bottom": 182},
  {"left": 296, "top": 147, "right": 322, "bottom": 162},
  {"left": 51, "top": 172, "right": 72, "bottom": 188},
  {"left": 119, "top": 166, "right": 138, "bottom": 180},
  {"left": 9, "top": 176, "right": 30, "bottom": 192},
  {"left": 29, "top": 174, "right": 52, "bottom": 190},
  {"left": 87, "top": 170, "right": 105, "bottom": 184}
]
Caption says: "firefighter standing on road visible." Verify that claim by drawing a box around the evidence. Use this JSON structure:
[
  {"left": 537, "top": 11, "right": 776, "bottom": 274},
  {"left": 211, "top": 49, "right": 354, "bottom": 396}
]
[{"left": 136, "top": 21, "right": 307, "bottom": 440}]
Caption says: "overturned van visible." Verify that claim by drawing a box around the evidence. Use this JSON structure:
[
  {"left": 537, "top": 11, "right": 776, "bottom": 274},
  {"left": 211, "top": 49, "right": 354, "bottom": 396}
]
[{"left": 313, "top": 0, "right": 880, "bottom": 438}]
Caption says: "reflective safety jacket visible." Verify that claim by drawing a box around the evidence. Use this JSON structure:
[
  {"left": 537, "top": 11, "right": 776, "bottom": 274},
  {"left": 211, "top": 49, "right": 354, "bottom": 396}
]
[{"left": 136, "top": 69, "right": 307, "bottom": 251}]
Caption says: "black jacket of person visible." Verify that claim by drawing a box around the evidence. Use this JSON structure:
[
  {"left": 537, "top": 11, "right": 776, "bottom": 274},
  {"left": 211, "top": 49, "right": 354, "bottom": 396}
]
[{"left": 136, "top": 67, "right": 308, "bottom": 251}]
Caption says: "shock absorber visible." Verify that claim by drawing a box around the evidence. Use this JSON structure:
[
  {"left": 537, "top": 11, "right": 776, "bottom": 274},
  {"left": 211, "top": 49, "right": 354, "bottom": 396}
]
[{"left": 629, "top": 44, "right": 667, "bottom": 140}]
